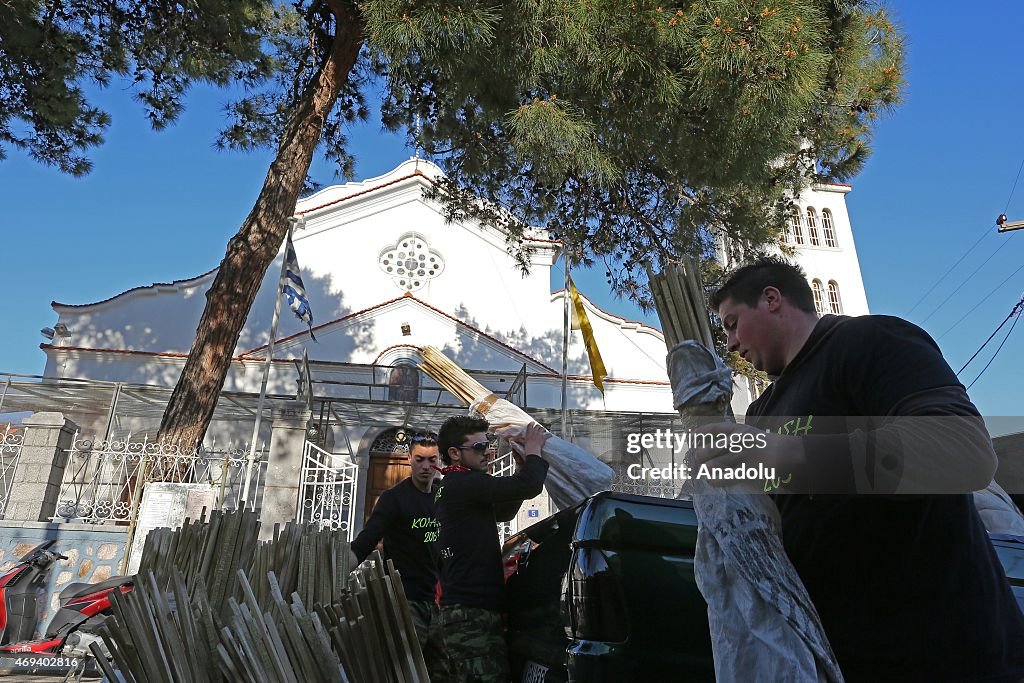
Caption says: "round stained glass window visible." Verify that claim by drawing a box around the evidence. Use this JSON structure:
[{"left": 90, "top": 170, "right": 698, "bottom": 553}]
[{"left": 378, "top": 233, "right": 445, "bottom": 292}]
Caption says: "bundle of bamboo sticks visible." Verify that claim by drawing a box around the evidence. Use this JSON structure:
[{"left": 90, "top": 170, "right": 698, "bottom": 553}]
[
  {"left": 139, "top": 509, "right": 353, "bottom": 617},
  {"left": 98, "top": 509, "right": 426, "bottom": 682},
  {"left": 419, "top": 344, "right": 617, "bottom": 510},
  {"left": 648, "top": 258, "right": 716, "bottom": 349},
  {"left": 419, "top": 346, "right": 496, "bottom": 410},
  {"left": 93, "top": 555, "right": 429, "bottom": 683}
]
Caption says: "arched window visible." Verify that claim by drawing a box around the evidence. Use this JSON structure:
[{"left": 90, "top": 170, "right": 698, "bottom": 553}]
[
  {"left": 806, "top": 208, "right": 820, "bottom": 246},
  {"left": 827, "top": 281, "right": 842, "bottom": 314},
  {"left": 789, "top": 211, "right": 804, "bottom": 245},
  {"left": 822, "top": 209, "right": 838, "bottom": 248},
  {"left": 387, "top": 362, "right": 420, "bottom": 402},
  {"left": 811, "top": 279, "right": 825, "bottom": 315}
]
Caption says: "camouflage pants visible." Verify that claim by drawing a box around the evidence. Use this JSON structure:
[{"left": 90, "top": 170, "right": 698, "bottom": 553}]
[
  {"left": 408, "top": 600, "right": 453, "bottom": 683},
  {"left": 440, "top": 605, "right": 510, "bottom": 683}
]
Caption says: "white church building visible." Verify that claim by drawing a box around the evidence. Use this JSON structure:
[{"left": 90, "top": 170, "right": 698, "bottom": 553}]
[{"left": 34, "top": 158, "right": 870, "bottom": 529}]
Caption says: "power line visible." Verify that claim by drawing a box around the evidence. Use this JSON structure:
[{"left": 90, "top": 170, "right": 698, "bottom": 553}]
[
  {"left": 957, "top": 294, "right": 1024, "bottom": 376},
  {"left": 918, "top": 233, "right": 1017, "bottom": 325},
  {"left": 905, "top": 229, "right": 992, "bottom": 317},
  {"left": 966, "top": 306, "right": 1023, "bottom": 391},
  {"left": 1004, "top": 157, "right": 1024, "bottom": 214},
  {"left": 937, "top": 261, "right": 1024, "bottom": 340},
  {"left": 906, "top": 155, "right": 1024, "bottom": 318}
]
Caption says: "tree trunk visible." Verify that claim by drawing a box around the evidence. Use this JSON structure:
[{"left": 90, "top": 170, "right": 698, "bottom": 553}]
[{"left": 157, "top": 2, "right": 364, "bottom": 451}]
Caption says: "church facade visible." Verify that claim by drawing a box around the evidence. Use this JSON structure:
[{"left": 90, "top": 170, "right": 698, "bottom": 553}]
[{"left": 43, "top": 159, "right": 673, "bottom": 414}]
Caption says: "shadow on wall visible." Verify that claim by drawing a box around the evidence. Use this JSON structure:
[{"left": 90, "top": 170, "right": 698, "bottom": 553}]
[
  {"left": 51, "top": 269, "right": 645, "bottom": 441},
  {"left": 235, "top": 261, "right": 370, "bottom": 357},
  {"left": 58, "top": 255, "right": 364, "bottom": 377},
  {"left": 46, "top": 264, "right": 371, "bottom": 446},
  {"left": 441, "top": 304, "right": 599, "bottom": 408},
  {"left": 60, "top": 263, "right": 368, "bottom": 384}
]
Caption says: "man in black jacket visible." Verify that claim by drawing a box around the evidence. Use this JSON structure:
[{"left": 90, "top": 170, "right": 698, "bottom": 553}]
[
  {"left": 435, "top": 415, "right": 549, "bottom": 683},
  {"left": 351, "top": 432, "right": 451, "bottom": 681},
  {"left": 697, "top": 256, "right": 1024, "bottom": 682}
]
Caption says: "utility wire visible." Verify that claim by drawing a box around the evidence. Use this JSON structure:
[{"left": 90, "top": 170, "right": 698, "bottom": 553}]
[
  {"left": 906, "top": 154, "right": 1024, "bottom": 318},
  {"left": 957, "top": 294, "right": 1024, "bottom": 376},
  {"left": 966, "top": 306, "right": 1023, "bottom": 391},
  {"left": 919, "top": 233, "right": 1017, "bottom": 325},
  {"left": 1004, "top": 157, "right": 1024, "bottom": 214},
  {"left": 938, "top": 261, "right": 1024, "bottom": 340},
  {"left": 905, "top": 229, "right": 992, "bottom": 317},
  {"left": 947, "top": 155, "right": 1024, "bottom": 386}
]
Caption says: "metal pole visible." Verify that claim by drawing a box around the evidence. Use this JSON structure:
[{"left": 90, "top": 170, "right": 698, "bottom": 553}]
[
  {"left": 0, "top": 377, "right": 10, "bottom": 417},
  {"left": 101, "top": 382, "right": 122, "bottom": 443},
  {"left": 241, "top": 219, "right": 296, "bottom": 506},
  {"left": 561, "top": 246, "right": 571, "bottom": 438},
  {"left": 996, "top": 214, "right": 1024, "bottom": 233}
]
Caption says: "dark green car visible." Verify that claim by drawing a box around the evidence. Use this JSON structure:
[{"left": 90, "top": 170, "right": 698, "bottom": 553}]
[
  {"left": 503, "top": 492, "right": 714, "bottom": 682},
  {"left": 502, "top": 491, "right": 1024, "bottom": 683}
]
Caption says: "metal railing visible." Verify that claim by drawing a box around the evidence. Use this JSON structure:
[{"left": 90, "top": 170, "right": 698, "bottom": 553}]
[
  {"left": 489, "top": 448, "right": 518, "bottom": 543},
  {"left": 0, "top": 425, "right": 23, "bottom": 519},
  {"left": 297, "top": 440, "right": 358, "bottom": 537},
  {"left": 53, "top": 434, "right": 266, "bottom": 524},
  {"left": 609, "top": 462, "right": 685, "bottom": 499}
]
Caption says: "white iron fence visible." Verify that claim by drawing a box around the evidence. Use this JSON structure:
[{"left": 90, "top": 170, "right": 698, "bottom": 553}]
[
  {"left": 0, "top": 426, "right": 23, "bottom": 519},
  {"left": 489, "top": 447, "right": 518, "bottom": 543},
  {"left": 297, "top": 440, "right": 358, "bottom": 536},
  {"left": 53, "top": 434, "right": 266, "bottom": 524},
  {"left": 610, "top": 462, "right": 685, "bottom": 499}
]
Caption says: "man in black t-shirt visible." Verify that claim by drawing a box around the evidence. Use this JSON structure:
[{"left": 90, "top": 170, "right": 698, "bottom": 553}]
[
  {"left": 351, "top": 433, "right": 451, "bottom": 681},
  {"left": 435, "top": 415, "right": 549, "bottom": 683},
  {"left": 695, "top": 256, "right": 1024, "bottom": 682}
]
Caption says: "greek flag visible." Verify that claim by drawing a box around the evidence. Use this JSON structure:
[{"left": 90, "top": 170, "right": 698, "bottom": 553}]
[{"left": 283, "top": 234, "right": 317, "bottom": 341}]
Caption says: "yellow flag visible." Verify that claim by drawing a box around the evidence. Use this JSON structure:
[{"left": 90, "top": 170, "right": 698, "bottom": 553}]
[{"left": 568, "top": 276, "right": 608, "bottom": 393}]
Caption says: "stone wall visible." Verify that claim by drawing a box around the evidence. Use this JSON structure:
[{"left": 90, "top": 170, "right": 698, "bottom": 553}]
[{"left": 0, "top": 521, "right": 127, "bottom": 639}]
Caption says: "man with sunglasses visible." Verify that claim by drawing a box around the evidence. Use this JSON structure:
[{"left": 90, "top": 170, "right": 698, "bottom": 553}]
[
  {"left": 435, "top": 415, "right": 549, "bottom": 683},
  {"left": 351, "top": 432, "right": 452, "bottom": 681}
]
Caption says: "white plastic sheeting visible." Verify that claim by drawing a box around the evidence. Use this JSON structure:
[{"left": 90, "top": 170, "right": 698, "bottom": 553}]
[
  {"left": 472, "top": 397, "right": 614, "bottom": 510},
  {"left": 975, "top": 480, "right": 1024, "bottom": 537}
]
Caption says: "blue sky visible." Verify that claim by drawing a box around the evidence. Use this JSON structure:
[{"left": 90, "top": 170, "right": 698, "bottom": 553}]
[{"left": 1, "top": 2, "right": 1022, "bottom": 419}]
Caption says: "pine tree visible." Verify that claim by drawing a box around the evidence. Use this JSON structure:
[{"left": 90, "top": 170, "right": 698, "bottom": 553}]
[
  {"left": 0, "top": 0, "right": 274, "bottom": 175},
  {"left": 370, "top": 0, "right": 904, "bottom": 305},
  {"left": 3, "top": 1, "right": 903, "bottom": 449}
]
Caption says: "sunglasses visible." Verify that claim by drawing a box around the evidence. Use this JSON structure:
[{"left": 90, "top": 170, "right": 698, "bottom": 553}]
[
  {"left": 411, "top": 433, "right": 437, "bottom": 444},
  {"left": 455, "top": 440, "right": 490, "bottom": 454}
]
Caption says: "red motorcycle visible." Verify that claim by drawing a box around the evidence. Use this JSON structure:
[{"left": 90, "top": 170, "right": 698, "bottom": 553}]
[{"left": 0, "top": 540, "right": 133, "bottom": 661}]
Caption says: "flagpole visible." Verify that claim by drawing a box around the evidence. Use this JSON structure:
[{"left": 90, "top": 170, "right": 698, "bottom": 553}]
[
  {"left": 242, "top": 217, "right": 298, "bottom": 507},
  {"left": 561, "top": 245, "right": 571, "bottom": 439}
]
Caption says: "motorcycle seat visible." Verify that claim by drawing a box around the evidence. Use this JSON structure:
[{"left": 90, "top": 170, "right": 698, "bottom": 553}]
[{"left": 59, "top": 575, "right": 135, "bottom": 606}]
